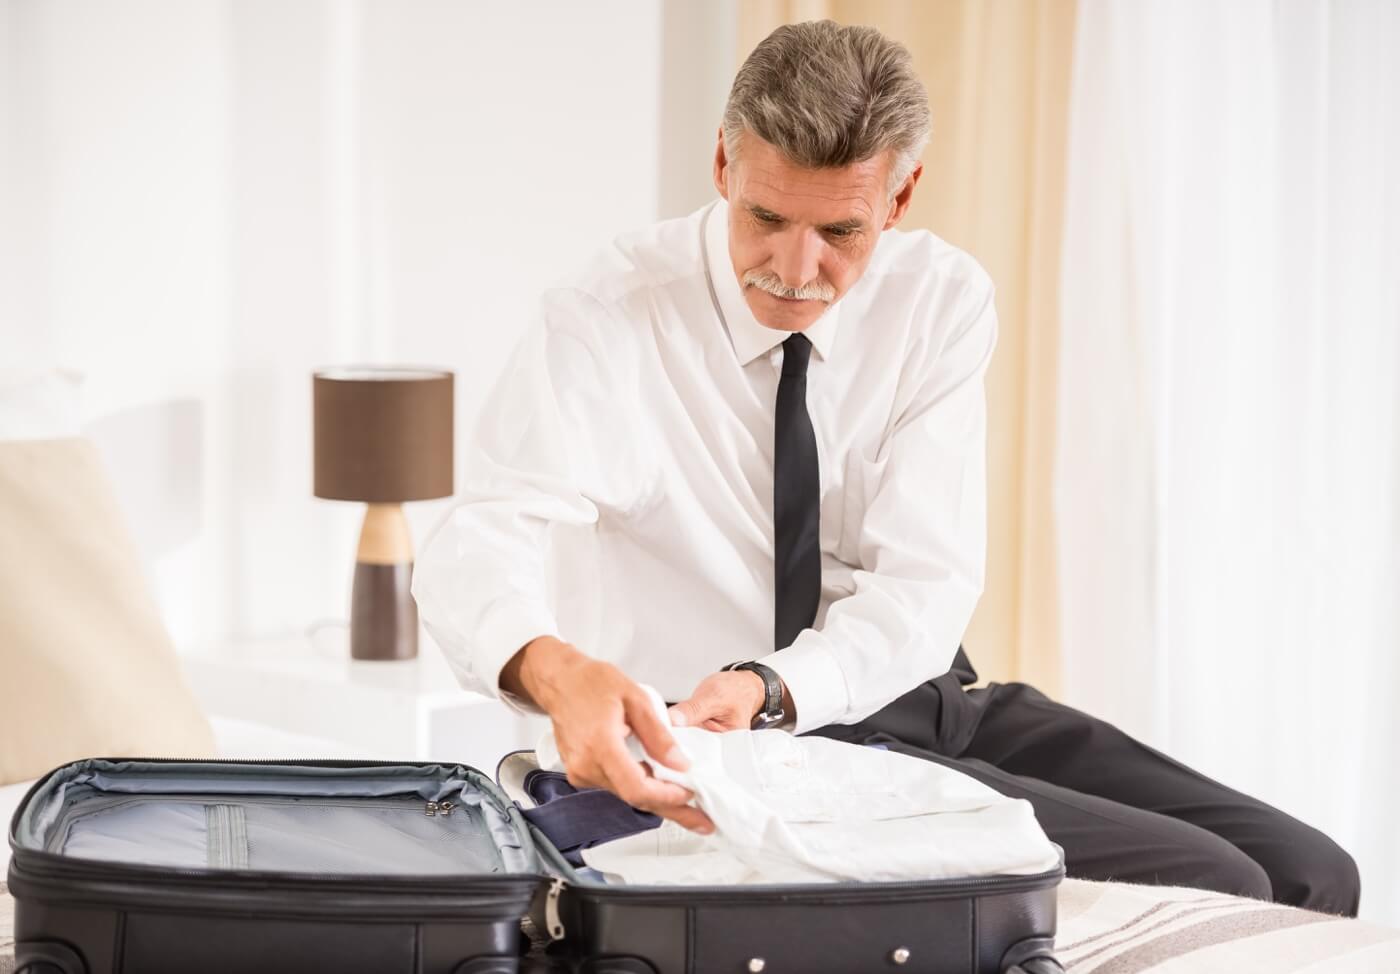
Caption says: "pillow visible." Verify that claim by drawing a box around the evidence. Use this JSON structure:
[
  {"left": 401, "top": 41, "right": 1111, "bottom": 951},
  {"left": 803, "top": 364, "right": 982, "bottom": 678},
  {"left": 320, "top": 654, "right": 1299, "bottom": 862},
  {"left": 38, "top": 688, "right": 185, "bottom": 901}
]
[
  {"left": 0, "top": 437, "right": 215, "bottom": 786},
  {"left": 0, "top": 368, "right": 84, "bottom": 440}
]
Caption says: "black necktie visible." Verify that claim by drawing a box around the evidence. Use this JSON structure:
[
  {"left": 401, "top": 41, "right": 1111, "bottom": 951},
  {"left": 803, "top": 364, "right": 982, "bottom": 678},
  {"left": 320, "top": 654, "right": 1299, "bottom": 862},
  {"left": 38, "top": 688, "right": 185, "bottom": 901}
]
[{"left": 774, "top": 332, "right": 821, "bottom": 652}]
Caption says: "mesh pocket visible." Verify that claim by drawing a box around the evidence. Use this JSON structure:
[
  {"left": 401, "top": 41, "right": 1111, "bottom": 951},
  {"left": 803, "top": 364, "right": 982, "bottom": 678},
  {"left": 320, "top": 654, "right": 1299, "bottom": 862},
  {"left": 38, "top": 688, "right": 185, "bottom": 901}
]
[{"left": 242, "top": 800, "right": 504, "bottom": 875}]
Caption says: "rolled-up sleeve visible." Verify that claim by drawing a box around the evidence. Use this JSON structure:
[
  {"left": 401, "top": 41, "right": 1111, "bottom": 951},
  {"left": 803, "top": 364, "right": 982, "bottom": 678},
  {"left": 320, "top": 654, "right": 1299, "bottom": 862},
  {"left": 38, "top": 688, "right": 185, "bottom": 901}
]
[
  {"left": 760, "top": 275, "right": 999, "bottom": 734},
  {"left": 412, "top": 288, "right": 649, "bottom": 712}
]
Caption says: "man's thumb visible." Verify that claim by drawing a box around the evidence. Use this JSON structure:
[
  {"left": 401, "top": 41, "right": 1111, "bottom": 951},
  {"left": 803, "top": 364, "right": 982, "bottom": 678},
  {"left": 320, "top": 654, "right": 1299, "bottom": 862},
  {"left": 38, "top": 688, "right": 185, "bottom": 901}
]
[{"left": 668, "top": 701, "right": 697, "bottom": 728}]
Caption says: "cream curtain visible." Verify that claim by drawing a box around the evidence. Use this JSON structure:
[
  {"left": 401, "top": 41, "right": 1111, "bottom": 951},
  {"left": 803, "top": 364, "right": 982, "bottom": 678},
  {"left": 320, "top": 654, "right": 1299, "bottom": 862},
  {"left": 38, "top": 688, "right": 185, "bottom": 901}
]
[{"left": 738, "top": 1, "right": 1078, "bottom": 692}]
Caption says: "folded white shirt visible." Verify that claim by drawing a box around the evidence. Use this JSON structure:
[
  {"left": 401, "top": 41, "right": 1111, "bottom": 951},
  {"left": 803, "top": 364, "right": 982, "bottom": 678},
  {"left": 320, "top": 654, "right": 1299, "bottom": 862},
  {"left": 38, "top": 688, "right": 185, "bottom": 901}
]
[{"left": 535, "top": 685, "right": 1060, "bottom": 885}]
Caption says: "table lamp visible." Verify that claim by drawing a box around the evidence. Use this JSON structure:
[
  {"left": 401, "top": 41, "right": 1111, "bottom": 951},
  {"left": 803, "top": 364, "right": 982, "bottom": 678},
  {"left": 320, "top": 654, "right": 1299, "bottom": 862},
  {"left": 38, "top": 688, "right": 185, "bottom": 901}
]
[{"left": 312, "top": 367, "right": 454, "bottom": 660}]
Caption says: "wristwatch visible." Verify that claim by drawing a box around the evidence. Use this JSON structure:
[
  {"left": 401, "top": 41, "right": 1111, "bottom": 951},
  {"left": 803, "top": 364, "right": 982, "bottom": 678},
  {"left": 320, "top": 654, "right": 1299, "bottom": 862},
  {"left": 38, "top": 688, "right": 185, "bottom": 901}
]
[{"left": 721, "top": 660, "right": 786, "bottom": 730}]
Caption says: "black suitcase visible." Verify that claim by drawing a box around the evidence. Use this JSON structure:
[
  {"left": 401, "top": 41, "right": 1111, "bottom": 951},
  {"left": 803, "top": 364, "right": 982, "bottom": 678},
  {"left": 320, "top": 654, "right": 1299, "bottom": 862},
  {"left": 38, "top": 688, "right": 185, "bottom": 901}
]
[{"left": 8, "top": 755, "right": 1065, "bottom": 974}]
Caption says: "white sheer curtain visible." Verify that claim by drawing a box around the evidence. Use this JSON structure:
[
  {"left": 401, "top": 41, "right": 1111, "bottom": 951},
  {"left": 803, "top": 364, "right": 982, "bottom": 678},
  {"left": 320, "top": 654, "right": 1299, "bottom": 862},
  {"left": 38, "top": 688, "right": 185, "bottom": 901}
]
[{"left": 1057, "top": 0, "right": 1400, "bottom": 926}]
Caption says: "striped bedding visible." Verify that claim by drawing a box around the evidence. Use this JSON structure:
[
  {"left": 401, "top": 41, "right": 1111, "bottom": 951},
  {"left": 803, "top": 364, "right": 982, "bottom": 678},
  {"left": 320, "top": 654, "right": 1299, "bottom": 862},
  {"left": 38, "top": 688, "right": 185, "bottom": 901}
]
[
  {"left": 1056, "top": 878, "right": 1400, "bottom": 972},
  {"left": 2, "top": 878, "right": 1396, "bottom": 972}
]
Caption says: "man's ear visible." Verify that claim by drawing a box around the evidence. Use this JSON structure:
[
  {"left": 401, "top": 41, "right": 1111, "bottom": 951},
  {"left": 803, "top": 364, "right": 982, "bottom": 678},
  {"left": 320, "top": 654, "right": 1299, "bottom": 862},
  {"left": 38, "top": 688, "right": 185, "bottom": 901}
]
[
  {"left": 883, "top": 161, "right": 923, "bottom": 229},
  {"left": 713, "top": 126, "right": 730, "bottom": 200}
]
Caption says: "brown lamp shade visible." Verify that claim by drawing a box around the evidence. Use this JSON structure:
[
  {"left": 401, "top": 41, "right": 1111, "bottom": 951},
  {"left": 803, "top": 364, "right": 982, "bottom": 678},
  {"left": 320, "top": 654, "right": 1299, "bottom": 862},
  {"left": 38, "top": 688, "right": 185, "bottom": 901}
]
[{"left": 313, "top": 368, "right": 454, "bottom": 503}]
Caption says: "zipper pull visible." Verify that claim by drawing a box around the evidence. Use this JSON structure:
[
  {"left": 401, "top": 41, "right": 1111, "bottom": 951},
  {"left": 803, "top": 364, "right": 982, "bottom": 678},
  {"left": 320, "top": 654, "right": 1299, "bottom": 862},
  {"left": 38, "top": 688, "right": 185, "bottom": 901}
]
[
  {"left": 425, "top": 801, "right": 439, "bottom": 817},
  {"left": 438, "top": 800, "right": 455, "bottom": 817},
  {"left": 545, "top": 877, "right": 566, "bottom": 941}
]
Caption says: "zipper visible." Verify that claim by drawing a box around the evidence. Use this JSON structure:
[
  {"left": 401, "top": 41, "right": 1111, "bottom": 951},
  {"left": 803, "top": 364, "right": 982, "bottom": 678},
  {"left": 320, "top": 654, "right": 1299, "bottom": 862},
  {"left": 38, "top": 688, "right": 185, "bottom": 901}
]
[
  {"left": 544, "top": 877, "right": 566, "bottom": 940},
  {"left": 10, "top": 754, "right": 488, "bottom": 839},
  {"left": 5, "top": 850, "right": 541, "bottom": 923},
  {"left": 541, "top": 854, "right": 1065, "bottom": 906},
  {"left": 8, "top": 849, "right": 539, "bottom": 890}
]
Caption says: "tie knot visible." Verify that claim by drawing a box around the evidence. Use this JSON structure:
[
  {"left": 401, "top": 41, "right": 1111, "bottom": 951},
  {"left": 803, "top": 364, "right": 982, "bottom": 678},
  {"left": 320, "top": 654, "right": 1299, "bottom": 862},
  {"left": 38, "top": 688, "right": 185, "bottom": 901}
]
[{"left": 781, "top": 332, "right": 812, "bottom": 376}]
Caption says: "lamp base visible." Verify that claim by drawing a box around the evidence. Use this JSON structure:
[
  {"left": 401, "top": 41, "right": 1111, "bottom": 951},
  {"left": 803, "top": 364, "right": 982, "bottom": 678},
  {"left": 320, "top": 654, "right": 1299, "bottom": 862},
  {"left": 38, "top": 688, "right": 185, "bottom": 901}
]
[{"left": 350, "top": 502, "right": 417, "bottom": 661}]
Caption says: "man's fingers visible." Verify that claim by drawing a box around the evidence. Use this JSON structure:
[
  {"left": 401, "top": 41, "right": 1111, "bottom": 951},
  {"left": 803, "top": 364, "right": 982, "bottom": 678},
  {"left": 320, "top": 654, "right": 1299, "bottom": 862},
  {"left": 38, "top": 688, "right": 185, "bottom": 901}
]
[
  {"left": 668, "top": 677, "right": 733, "bottom": 729},
  {"left": 550, "top": 673, "right": 719, "bottom": 835},
  {"left": 564, "top": 758, "right": 606, "bottom": 792},
  {"left": 638, "top": 777, "right": 700, "bottom": 811},
  {"left": 636, "top": 762, "right": 700, "bottom": 805},
  {"left": 596, "top": 740, "right": 697, "bottom": 808},
  {"left": 623, "top": 692, "right": 690, "bottom": 771},
  {"left": 630, "top": 761, "right": 713, "bottom": 833},
  {"left": 608, "top": 754, "right": 696, "bottom": 809},
  {"left": 591, "top": 758, "right": 713, "bottom": 835},
  {"left": 656, "top": 803, "right": 715, "bottom": 834}
]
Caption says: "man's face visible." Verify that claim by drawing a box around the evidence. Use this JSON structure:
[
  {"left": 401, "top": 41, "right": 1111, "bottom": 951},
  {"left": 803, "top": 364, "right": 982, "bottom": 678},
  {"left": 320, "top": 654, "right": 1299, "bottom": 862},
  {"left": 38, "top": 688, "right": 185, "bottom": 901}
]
[{"left": 712, "top": 128, "right": 920, "bottom": 332}]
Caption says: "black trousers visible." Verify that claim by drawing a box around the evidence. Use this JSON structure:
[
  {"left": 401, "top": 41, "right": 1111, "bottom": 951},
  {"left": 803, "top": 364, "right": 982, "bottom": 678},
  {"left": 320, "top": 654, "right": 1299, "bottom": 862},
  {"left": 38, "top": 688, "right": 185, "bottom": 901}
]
[{"left": 805, "top": 646, "right": 1362, "bottom": 917}]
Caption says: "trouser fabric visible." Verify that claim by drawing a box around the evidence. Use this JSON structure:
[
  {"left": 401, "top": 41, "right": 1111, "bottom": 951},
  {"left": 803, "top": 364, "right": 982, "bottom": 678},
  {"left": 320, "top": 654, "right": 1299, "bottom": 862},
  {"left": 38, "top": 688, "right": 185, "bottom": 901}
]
[{"left": 804, "top": 646, "right": 1362, "bottom": 917}]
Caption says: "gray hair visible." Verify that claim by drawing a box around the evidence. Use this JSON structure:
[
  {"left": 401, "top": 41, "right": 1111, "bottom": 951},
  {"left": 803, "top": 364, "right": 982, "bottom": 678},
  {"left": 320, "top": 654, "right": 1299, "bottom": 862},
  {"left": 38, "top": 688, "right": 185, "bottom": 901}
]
[{"left": 722, "top": 20, "right": 931, "bottom": 200}]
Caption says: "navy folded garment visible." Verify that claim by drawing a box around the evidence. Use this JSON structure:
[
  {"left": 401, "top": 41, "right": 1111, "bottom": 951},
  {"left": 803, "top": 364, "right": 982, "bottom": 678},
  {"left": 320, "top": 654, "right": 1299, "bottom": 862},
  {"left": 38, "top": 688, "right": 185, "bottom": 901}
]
[{"left": 519, "top": 769, "right": 662, "bottom": 867}]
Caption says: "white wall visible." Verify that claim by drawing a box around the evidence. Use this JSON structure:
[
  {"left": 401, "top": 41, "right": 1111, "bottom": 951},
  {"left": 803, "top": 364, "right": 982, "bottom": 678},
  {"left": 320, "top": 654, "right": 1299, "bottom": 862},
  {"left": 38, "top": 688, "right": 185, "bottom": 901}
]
[
  {"left": 0, "top": 0, "right": 739, "bottom": 650},
  {"left": 2, "top": 0, "right": 239, "bottom": 645}
]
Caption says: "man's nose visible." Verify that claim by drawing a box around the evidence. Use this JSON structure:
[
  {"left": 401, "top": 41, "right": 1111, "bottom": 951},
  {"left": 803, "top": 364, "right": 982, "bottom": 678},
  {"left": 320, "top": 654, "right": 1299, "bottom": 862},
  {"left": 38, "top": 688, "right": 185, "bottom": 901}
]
[{"left": 770, "top": 227, "right": 824, "bottom": 291}]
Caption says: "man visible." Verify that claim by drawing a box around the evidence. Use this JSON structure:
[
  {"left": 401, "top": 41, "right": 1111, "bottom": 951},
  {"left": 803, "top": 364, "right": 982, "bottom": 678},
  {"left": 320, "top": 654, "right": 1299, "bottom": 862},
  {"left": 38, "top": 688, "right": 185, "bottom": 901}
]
[{"left": 414, "top": 20, "right": 1360, "bottom": 915}]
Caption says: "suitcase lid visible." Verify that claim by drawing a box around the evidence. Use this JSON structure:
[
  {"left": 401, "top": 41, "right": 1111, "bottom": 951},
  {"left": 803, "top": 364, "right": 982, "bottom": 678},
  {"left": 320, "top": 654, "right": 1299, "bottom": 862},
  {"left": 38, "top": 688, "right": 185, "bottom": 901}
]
[{"left": 9, "top": 756, "right": 561, "bottom": 886}]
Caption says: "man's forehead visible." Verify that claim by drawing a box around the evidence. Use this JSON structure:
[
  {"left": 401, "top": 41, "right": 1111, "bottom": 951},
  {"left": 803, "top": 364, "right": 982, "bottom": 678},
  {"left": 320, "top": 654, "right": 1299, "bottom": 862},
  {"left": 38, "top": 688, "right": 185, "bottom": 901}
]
[
  {"left": 738, "top": 182, "right": 877, "bottom": 226},
  {"left": 734, "top": 147, "right": 887, "bottom": 225}
]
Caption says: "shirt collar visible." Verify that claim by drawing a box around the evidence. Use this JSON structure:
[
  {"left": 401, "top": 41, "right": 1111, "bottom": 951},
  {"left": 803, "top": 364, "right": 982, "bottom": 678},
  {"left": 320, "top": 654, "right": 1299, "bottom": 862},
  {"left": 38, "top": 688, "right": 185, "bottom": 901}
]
[{"left": 702, "top": 197, "right": 841, "bottom": 367}]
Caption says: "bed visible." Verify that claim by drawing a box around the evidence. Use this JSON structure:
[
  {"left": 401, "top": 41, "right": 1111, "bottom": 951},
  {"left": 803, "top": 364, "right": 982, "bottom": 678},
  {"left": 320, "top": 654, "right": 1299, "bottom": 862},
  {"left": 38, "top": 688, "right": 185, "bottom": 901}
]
[{"left": 1052, "top": 876, "right": 1398, "bottom": 972}]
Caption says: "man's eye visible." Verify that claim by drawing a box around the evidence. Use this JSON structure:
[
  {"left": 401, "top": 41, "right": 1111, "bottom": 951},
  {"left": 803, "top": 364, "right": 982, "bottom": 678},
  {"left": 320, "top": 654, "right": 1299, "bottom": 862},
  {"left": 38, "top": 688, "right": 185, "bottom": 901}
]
[
  {"left": 825, "top": 227, "right": 852, "bottom": 238},
  {"left": 756, "top": 212, "right": 782, "bottom": 225}
]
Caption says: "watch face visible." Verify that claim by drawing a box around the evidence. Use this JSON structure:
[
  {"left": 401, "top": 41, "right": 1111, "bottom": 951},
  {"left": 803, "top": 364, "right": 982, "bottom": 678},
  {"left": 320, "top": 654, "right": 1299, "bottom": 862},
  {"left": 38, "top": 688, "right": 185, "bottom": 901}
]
[{"left": 751, "top": 709, "right": 785, "bottom": 731}]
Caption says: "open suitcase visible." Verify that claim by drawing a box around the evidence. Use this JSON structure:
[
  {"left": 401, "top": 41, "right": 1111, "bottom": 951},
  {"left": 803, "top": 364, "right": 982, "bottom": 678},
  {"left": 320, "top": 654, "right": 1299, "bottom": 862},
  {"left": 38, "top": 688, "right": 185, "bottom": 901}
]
[{"left": 8, "top": 755, "right": 1066, "bottom": 974}]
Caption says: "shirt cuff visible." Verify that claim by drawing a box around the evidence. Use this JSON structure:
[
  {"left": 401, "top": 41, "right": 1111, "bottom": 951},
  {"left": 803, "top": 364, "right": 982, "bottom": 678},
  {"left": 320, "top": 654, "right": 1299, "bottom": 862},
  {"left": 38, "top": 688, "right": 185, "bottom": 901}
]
[
  {"left": 473, "top": 596, "right": 561, "bottom": 716},
  {"left": 756, "top": 632, "right": 850, "bottom": 735}
]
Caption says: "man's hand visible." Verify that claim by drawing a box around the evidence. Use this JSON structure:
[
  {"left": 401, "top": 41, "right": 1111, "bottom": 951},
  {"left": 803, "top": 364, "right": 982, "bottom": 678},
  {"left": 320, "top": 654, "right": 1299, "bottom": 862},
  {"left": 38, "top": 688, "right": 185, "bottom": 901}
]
[
  {"left": 504, "top": 636, "right": 715, "bottom": 834},
  {"left": 667, "top": 669, "right": 770, "bottom": 732}
]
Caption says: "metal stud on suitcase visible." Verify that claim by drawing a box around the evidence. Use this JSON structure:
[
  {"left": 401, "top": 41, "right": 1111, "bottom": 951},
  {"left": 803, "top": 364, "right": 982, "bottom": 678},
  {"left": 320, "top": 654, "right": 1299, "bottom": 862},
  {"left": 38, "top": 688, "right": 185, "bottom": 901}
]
[{"left": 8, "top": 757, "right": 1064, "bottom": 973}]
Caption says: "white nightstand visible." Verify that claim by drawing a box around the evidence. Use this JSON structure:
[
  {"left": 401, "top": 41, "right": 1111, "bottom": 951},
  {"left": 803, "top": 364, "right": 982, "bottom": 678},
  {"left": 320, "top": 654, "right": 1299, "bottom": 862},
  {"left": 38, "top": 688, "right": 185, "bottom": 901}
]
[{"left": 180, "top": 628, "right": 548, "bottom": 771}]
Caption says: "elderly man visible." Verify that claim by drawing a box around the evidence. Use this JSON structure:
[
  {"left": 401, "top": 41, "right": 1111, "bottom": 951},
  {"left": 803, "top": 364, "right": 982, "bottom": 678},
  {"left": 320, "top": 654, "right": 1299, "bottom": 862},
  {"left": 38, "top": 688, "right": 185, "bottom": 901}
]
[{"left": 414, "top": 20, "right": 1359, "bottom": 915}]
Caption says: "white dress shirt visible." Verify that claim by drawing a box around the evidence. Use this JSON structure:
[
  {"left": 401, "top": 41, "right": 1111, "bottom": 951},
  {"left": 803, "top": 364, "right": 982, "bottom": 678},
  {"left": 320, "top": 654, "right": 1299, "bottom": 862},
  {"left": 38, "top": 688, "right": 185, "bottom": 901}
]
[
  {"left": 413, "top": 196, "right": 998, "bottom": 734},
  {"left": 534, "top": 685, "right": 1059, "bottom": 885}
]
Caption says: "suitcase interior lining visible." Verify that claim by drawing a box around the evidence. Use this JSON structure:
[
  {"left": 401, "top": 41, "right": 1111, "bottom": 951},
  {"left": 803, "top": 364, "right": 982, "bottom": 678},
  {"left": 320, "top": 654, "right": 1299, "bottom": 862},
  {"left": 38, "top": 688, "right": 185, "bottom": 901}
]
[{"left": 12, "top": 759, "right": 544, "bottom": 877}]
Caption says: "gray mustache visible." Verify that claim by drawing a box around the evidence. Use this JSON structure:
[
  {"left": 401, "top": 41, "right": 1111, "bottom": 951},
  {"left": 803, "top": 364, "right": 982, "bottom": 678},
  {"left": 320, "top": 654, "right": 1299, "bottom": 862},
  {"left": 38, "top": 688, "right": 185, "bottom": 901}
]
[{"left": 743, "top": 269, "right": 836, "bottom": 303}]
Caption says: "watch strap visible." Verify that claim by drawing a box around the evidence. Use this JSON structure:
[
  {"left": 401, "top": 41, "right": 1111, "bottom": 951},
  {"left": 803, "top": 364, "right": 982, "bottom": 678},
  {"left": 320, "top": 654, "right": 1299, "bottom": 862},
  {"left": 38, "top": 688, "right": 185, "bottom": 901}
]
[{"left": 721, "top": 660, "right": 786, "bottom": 730}]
